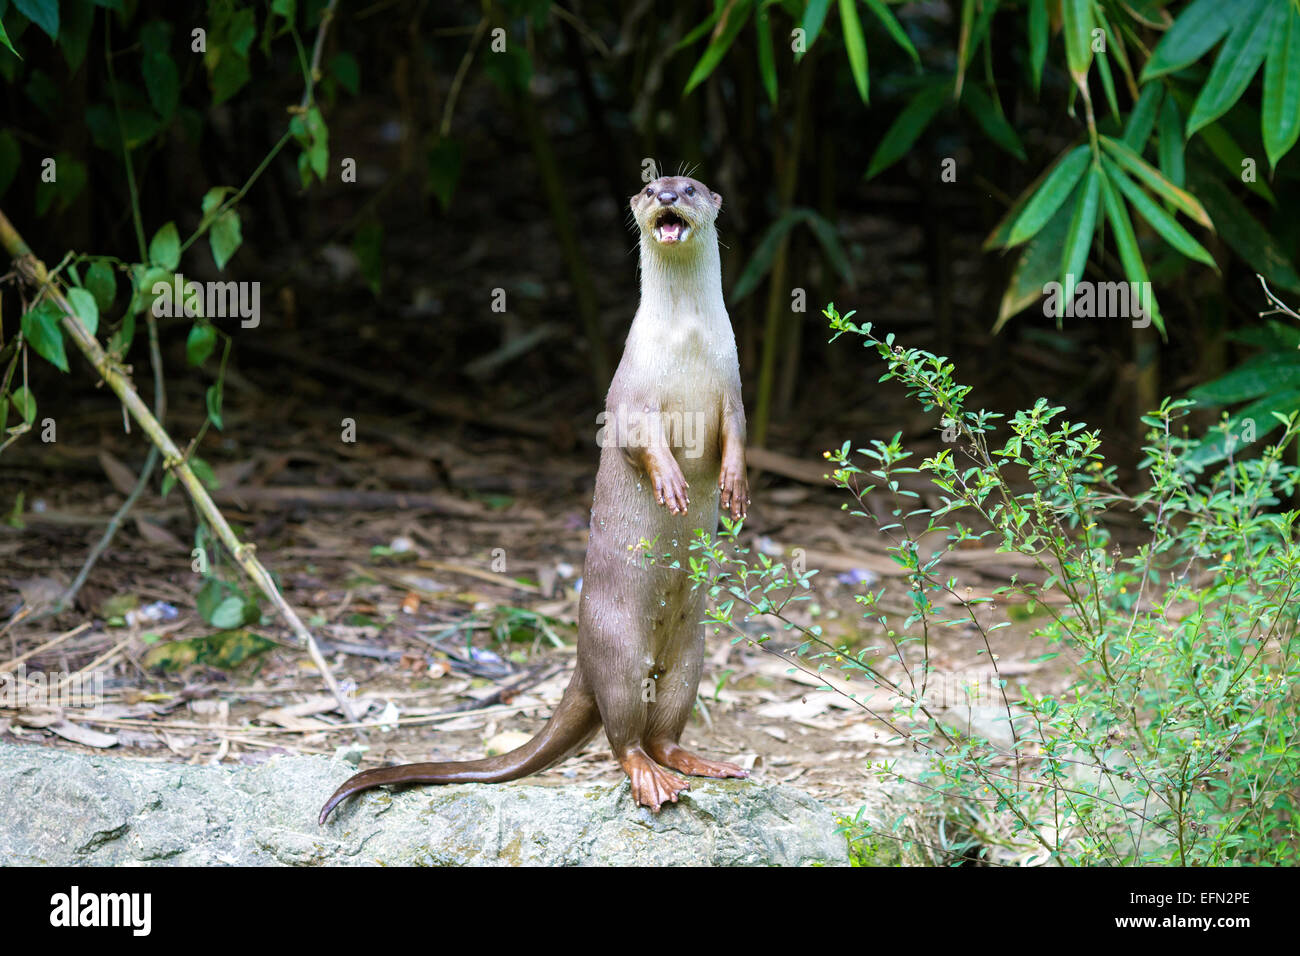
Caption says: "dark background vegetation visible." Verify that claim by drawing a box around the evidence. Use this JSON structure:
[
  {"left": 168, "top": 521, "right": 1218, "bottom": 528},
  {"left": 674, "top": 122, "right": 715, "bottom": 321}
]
[{"left": 4, "top": 0, "right": 1296, "bottom": 482}]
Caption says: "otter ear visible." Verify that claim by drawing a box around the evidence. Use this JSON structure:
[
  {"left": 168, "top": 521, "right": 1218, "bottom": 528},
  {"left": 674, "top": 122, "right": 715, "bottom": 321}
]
[{"left": 711, "top": 191, "right": 723, "bottom": 210}]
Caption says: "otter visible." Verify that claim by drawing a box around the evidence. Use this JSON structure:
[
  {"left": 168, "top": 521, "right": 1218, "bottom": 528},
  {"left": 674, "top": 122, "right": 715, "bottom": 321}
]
[{"left": 319, "top": 175, "right": 749, "bottom": 823}]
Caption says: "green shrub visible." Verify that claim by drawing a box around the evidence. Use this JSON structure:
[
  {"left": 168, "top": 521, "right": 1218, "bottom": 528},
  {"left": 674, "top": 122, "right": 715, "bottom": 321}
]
[{"left": 681, "top": 303, "right": 1299, "bottom": 865}]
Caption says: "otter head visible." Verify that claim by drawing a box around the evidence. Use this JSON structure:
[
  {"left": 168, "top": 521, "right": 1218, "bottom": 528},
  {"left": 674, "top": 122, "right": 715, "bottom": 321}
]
[{"left": 631, "top": 176, "right": 722, "bottom": 251}]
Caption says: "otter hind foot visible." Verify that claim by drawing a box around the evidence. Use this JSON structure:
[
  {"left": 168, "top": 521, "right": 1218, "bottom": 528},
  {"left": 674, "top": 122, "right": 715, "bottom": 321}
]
[
  {"left": 619, "top": 749, "right": 690, "bottom": 812},
  {"left": 647, "top": 740, "right": 749, "bottom": 780}
]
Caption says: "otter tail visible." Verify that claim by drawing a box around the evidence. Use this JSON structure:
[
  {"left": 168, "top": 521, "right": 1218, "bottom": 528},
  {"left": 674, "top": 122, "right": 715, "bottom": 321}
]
[{"left": 318, "top": 668, "right": 601, "bottom": 824}]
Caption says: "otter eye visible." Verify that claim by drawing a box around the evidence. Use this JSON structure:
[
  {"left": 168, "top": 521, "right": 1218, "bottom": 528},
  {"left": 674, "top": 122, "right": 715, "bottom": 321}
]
[{"left": 684, "top": 185, "right": 695, "bottom": 196}]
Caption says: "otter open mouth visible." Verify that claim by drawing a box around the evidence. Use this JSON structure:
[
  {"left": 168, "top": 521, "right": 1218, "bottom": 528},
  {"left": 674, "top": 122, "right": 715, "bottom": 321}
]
[{"left": 652, "top": 210, "right": 690, "bottom": 245}]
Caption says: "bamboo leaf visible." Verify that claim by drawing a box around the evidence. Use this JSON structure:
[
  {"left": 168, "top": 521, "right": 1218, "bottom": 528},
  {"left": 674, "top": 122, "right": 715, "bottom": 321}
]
[
  {"left": 985, "top": 143, "right": 1087, "bottom": 249},
  {"left": 13, "top": 0, "right": 58, "bottom": 41},
  {"left": 865, "top": 78, "right": 951, "bottom": 179},
  {"left": 993, "top": 189, "right": 1077, "bottom": 331},
  {"left": 1029, "top": 0, "right": 1047, "bottom": 96},
  {"left": 1263, "top": 1, "right": 1300, "bottom": 169},
  {"left": 756, "top": 6, "right": 777, "bottom": 106},
  {"left": 1005, "top": 145, "right": 1091, "bottom": 246},
  {"left": 1191, "top": 119, "right": 1276, "bottom": 204},
  {"left": 678, "top": 6, "right": 724, "bottom": 51},
  {"left": 732, "top": 208, "right": 853, "bottom": 301},
  {"left": 1102, "top": 156, "right": 1217, "bottom": 268},
  {"left": 684, "top": 0, "right": 754, "bottom": 96},
  {"left": 1061, "top": 0, "right": 1095, "bottom": 90},
  {"left": 961, "top": 82, "right": 1026, "bottom": 160},
  {"left": 863, "top": 0, "right": 920, "bottom": 67},
  {"left": 0, "top": 17, "right": 20, "bottom": 59},
  {"left": 1060, "top": 163, "right": 1101, "bottom": 303},
  {"left": 799, "top": 0, "right": 834, "bottom": 52},
  {"left": 1186, "top": 387, "right": 1300, "bottom": 466},
  {"left": 1098, "top": 170, "right": 1164, "bottom": 335},
  {"left": 1096, "top": 37, "right": 1120, "bottom": 119},
  {"left": 1192, "top": 172, "right": 1300, "bottom": 292},
  {"left": 956, "top": 0, "right": 976, "bottom": 97},
  {"left": 1186, "top": 1, "right": 1276, "bottom": 137},
  {"left": 1142, "top": 0, "right": 1234, "bottom": 81},
  {"left": 1230, "top": 319, "right": 1300, "bottom": 350},
  {"left": 955, "top": 0, "right": 999, "bottom": 98},
  {"left": 1100, "top": 136, "right": 1212, "bottom": 227},
  {"left": 839, "top": 0, "right": 870, "bottom": 103},
  {"left": 1122, "top": 83, "right": 1163, "bottom": 150},
  {"left": 1157, "top": 94, "right": 1186, "bottom": 186},
  {"left": 1190, "top": 352, "right": 1300, "bottom": 404}
]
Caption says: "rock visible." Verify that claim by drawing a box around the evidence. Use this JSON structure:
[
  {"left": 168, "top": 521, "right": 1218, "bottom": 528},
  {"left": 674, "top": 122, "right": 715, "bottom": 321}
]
[{"left": 0, "top": 742, "right": 848, "bottom": 866}]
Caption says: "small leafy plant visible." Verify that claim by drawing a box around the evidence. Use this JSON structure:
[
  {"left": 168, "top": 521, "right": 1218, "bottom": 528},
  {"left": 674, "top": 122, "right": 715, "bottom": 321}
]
[{"left": 677, "top": 303, "right": 1299, "bottom": 866}]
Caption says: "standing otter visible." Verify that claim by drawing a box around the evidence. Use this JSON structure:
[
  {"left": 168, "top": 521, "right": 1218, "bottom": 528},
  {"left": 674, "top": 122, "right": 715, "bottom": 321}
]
[{"left": 319, "top": 175, "right": 749, "bottom": 823}]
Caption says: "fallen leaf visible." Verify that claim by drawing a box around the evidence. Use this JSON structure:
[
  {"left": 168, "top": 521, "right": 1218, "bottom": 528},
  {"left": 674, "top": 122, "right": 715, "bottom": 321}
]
[
  {"left": 98, "top": 449, "right": 139, "bottom": 496},
  {"left": 49, "top": 720, "right": 118, "bottom": 748},
  {"left": 484, "top": 730, "right": 532, "bottom": 754}
]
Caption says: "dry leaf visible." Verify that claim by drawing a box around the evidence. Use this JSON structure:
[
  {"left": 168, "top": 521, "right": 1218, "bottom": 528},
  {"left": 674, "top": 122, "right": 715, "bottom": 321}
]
[
  {"left": 49, "top": 720, "right": 119, "bottom": 748},
  {"left": 484, "top": 730, "right": 532, "bottom": 754},
  {"left": 98, "top": 449, "right": 139, "bottom": 496},
  {"left": 134, "top": 517, "right": 187, "bottom": 551}
]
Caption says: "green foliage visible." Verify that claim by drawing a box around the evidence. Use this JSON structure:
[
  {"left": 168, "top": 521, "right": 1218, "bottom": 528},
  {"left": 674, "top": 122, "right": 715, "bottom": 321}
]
[
  {"left": 681, "top": 304, "right": 1300, "bottom": 865},
  {"left": 2, "top": 0, "right": 355, "bottom": 477},
  {"left": 143, "top": 629, "right": 274, "bottom": 671},
  {"left": 21, "top": 298, "right": 68, "bottom": 372},
  {"left": 427, "top": 138, "right": 461, "bottom": 212},
  {"left": 684, "top": 0, "right": 920, "bottom": 103},
  {"left": 290, "top": 105, "right": 330, "bottom": 186},
  {"left": 353, "top": 220, "right": 384, "bottom": 296},
  {"left": 1186, "top": 281, "right": 1300, "bottom": 466},
  {"left": 733, "top": 207, "right": 852, "bottom": 300}
]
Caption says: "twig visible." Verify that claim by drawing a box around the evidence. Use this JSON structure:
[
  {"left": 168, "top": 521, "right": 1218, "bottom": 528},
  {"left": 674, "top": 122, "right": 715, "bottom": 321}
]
[
  {"left": 441, "top": 17, "right": 488, "bottom": 137},
  {"left": 66, "top": 700, "right": 551, "bottom": 735},
  {"left": 1257, "top": 274, "right": 1300, "bottom": 321},
  {"left": 301, "top": 0, "right": 341, "bottom": 109},
  {"left": 50, "top": 634, "right": 133, "bottom": 693},
  {"left": 0, "top": 622, "right": 91, "bottom": 672}
]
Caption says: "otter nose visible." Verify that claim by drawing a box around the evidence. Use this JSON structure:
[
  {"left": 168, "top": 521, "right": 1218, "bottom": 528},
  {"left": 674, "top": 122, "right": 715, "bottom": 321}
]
[{"left": 656, "top": 189, "right": 678, "bottom": 204}]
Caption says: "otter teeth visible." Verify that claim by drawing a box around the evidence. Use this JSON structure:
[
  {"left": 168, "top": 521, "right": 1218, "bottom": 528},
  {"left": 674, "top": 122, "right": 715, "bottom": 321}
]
[{"left": 654, "top": 213, "right": 689, "bottom": 244}]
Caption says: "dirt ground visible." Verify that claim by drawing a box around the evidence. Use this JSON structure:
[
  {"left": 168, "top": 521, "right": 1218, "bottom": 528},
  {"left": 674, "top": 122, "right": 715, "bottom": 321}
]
[{"left": 0, "top": 388, "right": 1081, "bottom": 821}]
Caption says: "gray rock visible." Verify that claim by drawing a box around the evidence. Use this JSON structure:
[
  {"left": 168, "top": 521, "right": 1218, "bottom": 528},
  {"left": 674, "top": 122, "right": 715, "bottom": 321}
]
[{"left": 0, "top": 742, "right": 848, "bottom": 866}]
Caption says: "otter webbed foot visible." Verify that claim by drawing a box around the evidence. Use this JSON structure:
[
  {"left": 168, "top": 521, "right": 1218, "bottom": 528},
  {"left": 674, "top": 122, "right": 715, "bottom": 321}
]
[
  {"left": 646, "top": 740, "right": 749, "bottom": 780},
  {"left": 619, "top": 749, "right": 691, "bottom": 812}
]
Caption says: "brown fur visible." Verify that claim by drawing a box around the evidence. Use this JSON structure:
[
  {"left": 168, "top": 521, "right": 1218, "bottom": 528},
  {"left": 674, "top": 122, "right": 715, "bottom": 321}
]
[{"left": 319, "top": 175, "right": 748, "bottom": 824}]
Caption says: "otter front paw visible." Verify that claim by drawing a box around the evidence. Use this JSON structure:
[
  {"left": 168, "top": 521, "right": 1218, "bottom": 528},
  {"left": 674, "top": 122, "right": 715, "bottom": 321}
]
[
  {"left": 718, "top": 455, "right": 749, "bottom": 520},
  {"left": 648, "top": 454, "right": 690, "bottom": 515}
]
